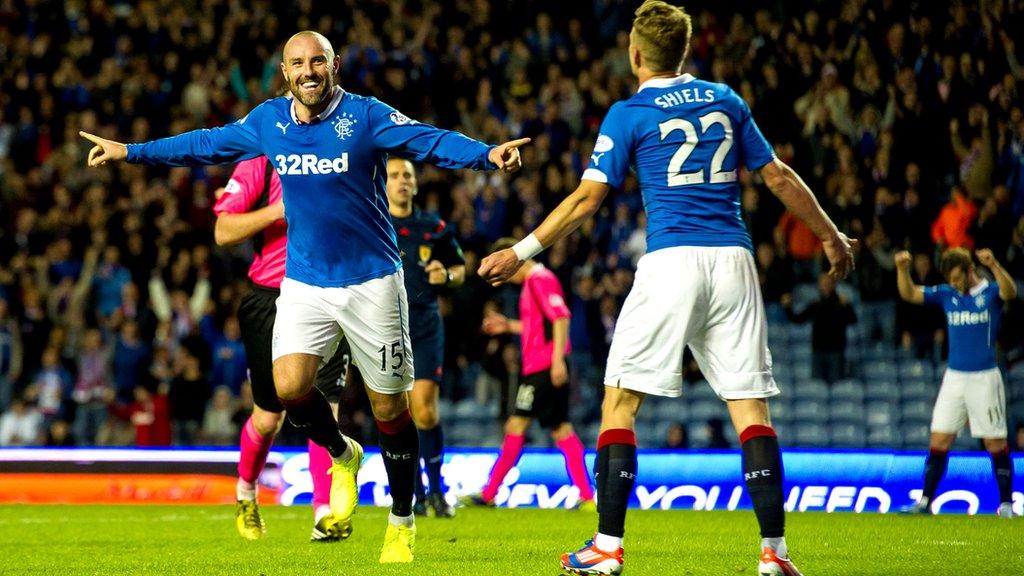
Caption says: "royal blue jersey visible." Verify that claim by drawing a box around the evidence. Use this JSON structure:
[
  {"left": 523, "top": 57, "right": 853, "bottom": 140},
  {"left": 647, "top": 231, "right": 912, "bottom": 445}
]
[
  {"left": 583, "top": 74, "right": 775, "bottom": 253},
  {"left": 127, "top": 87, "right": 494, "bottom": 287},
  {"left": 923, "top": 280, "right": 1002, "bottom": 372},
  {"left": 393, "top": 209, "right": 464, "bottom": 309}
]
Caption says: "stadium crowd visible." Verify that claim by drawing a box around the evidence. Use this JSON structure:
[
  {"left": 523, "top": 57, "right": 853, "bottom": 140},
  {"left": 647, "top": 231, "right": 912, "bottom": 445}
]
[{"left": 0, "top": 0, "right": 1023, "bottom": 450}]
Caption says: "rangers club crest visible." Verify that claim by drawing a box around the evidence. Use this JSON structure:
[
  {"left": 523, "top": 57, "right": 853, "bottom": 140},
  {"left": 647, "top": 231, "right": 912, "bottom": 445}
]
[{"left": 332, "top": 113, "right": 357, "bottom": 140}]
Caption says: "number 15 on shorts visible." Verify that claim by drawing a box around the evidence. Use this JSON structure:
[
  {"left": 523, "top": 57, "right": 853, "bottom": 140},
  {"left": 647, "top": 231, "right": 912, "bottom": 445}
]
[{"left": 378, "top": 340, "right": 404, "bottom": 377}]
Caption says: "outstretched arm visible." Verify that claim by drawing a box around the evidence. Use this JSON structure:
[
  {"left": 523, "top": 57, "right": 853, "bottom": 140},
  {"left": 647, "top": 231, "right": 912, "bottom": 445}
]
[
  {"left": 81, "top": 106, "right": 263, "bottom": 168},
  {"left": 894, "top": 250, "right": 924, "bottom": 304},
  {"left": 976, "top": 249, "right": 1018, "bottom": 301},
  {"left": 478, "top": 179, "right": 610, "bottom": 285},
  {"left": 759, "top": 158, "right": 856, "bottom": 279},
  {"left": 214, "top": 201, "right": 284, "bottom": 246}
]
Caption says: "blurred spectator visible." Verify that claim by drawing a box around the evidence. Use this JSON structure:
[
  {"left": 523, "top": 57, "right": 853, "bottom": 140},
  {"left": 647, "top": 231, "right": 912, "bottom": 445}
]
[
  {"left": 71, "top": 328, "right": 111, "bottom": 445},
  {"left": 199, "top": 386, "right": 238, "bottom": 446},
  {"left": 0, "top": 396, "right": 43, "bottom": 446},
  {"left": 782, "top": 273, "right": 858, "bottom": 384},
  {"left": 111, "top": 384, "right": 172, "bottom": 447},
  {"left": 775, "top": 211, "right": 822, "bottom": 282},
  {"left": 756, "top": 243, "right": 795, "bottom": 322},
  {"left": 209, "top": 316, "right": 247, "bottom": 396},
  {"left": 705, "top": 418, "right": 731, "bottom": 449},
  {"left": 898, "top": 253, "right": 947, "bottom": 362},
  {"left": 112, "top": 321, "right": 150, "bottom": 403},
  {"left": 0, "top": 297, "right": 22, "bottom": 412},
  {"left": 931, "top": 186, "right": 978, "bottom": 250},
  {"left": 664, "top": 422, "right": 688, "bottom": 450},
  {"left": 46, "top": 419, "right": 76, "bottom": 447},
  {"left": 168, "top": 348, "right": 209, "bottom": 446},
  {"left": 29, "top": 346, "right": 73, "bottom": 428}
]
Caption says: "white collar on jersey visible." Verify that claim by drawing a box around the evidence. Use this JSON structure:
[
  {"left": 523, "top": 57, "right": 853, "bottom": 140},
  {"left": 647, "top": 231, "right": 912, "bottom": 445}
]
[
  {"left": 637, "top": 73, "right": 695, "bottom": 93},
  {"left": 969, "top": 278, "right": 990, "bottom": 296},
  {"left": 289, "top": 85, "right": 345, "bottom": 124}
]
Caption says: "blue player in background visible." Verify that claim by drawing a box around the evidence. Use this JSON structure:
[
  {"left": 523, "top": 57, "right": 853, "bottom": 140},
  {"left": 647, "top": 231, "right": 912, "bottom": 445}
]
[
  {"left": 479, "top": 2, "right": 854, "bottom": 575},
  {"left": 896, "top": 247, "right": 1018, "bottom": 517},
  {"left": 79, "top": 30, "right": 528, "bottom": 563}
]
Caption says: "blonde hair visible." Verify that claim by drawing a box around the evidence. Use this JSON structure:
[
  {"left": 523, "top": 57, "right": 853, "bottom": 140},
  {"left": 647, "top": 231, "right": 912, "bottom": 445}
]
[{"left": 632, "top": 0, "right": 693, "bottom": 73}]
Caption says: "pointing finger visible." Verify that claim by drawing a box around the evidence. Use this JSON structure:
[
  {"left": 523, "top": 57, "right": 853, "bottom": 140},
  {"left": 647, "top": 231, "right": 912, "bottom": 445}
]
[{"left": 504, "top": 137, "right": 532, "bottom": 149}]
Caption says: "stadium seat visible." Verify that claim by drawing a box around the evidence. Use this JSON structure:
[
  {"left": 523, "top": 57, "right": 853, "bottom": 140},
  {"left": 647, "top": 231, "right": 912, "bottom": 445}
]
[
  {"left": 786, "top": 321, "right": 812, "bottom": 341},
  {"left": 829, "top": 401, "right": 866, "bottom": 424},
  {"left": 830, "top": 423, "right": 866, "bottom": 448},
  {"left": 793, "top": 400, "right": 829, "bottom": 423},
  {"left": 900, "top": 379, "right": 936, "bottom": 403},
  {"left": 654, "top": 399, "right": 687, "bottom": 422},
  {"left": 772, "top": 362, "right": 793, "bottom": 383},
  {"left": 953, "top": 434, "right": 977, "bottom": 451},
  {"left": 767, "top": 324, "right": 788, "bottom": 345},
  {"left": 865, "top": 401, "right": 897, "bottom": 427},
  {"left": 690, "top": 400, "right": 726, "bottom": 422},
  {"left": 900, "top": 423, "right": 931, "bottom": 448},
  {"left": 867, "top": 424, "right": 898, "bottom": 447},
  {"left": 793, "top": 379, "right": 829, "bottom": 401},
  {"left": 900, "top": 400, "right": 934, "bottom": 422},
  {"left": 793, "top": 362, "right": 813, "bottom": 382},
  {"left": 898, "top": 359, "right": 934, "bottom": 381},
  {"left": 863, "top": 342, "right": 896, "bottom": 363},
  {"left": 790, "top": 343, "right": 813, "bottom": 363},
  {"left": 687, "top": 423, "right": 710, "bottom": 447},
  {"left": 863, "top": 361, "right": 897, "bottom": 381},
  {"left": 1008, "top": 362, "right": 1024, "bottom": 382},
  {"left": 830, "top": 379, "right": 865, "bottom": 403},
  {"left": 794, "top": 423, "right": 829, "bottom": 447},
  {"left": 864, "top": 380, "right": 900, "bottom": 402},
  {"left": 688, "top": 381, "right": 719, "bottom": 402}
]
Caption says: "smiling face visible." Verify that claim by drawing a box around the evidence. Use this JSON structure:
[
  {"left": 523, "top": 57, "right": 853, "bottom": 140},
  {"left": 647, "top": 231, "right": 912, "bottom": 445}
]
[{"left": 281, "top": 31, "right": 339, "bottom": 110}]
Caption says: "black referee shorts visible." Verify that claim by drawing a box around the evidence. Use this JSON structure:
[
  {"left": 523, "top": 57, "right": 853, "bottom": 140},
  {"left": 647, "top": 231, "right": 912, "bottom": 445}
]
[
  {"left": 511, "top": 369, "right": 570, "bottom": 430},
  {"left": 237, "top": 284, "right": 349, "bottom": 412}
]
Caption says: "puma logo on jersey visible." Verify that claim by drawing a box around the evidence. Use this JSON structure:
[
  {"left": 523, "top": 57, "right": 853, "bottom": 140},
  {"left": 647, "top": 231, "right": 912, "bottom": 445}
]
[
  {"left": 275, "top": 121, "right": 290, "bottom": 135},
  {"left": 274, "top": 153, "right": 349, "bottom": 175},
  {"left": 591, "top": 152, "right": 606, "bottom": 166}
]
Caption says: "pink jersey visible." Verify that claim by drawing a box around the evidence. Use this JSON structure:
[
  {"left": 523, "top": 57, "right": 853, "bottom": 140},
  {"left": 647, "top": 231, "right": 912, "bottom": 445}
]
[
  {"left": 519, "top": 264, "right": 571, "bottom": 376},
  {"left": 212, "top": 156, "right": 287, "bottom": 288}
]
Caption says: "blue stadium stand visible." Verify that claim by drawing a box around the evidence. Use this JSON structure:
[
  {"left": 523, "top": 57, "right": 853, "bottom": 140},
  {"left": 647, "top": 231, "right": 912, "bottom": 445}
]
[{"left": 830, "top": 423, "right": 866, "bottom": 448}]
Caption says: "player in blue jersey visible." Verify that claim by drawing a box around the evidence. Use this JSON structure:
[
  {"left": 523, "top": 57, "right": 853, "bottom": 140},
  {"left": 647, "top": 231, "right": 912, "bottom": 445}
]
[
  {"left": 386, "top": 157, "right": 463, "bottom": 518},
  {"left": 895, "top": 248, "right": 1018, "bottom": 517},
  {"left": 79, "top": 30, "right": 528, "bottom": 563},
  {"left": 480, "top": 3, "right": 854, "bottom": 575}
]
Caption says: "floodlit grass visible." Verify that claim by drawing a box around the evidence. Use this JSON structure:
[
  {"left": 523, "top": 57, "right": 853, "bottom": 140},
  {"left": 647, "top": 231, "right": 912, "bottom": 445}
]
[{"left": 0, "top": 504, "right": 1020, "bottom": 575}]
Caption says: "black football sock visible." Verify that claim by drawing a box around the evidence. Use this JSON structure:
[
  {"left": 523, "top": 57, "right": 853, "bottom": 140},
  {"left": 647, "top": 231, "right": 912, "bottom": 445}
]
[
  {"left": 596, "top": 429, "right": 637, "bottom": 539},
  {"left": 922, "top": 448, "right": 949, "bottom": 503},
  {"left": 991, "top": 446, "right": 1014, "bottom": 504},
  {"left": 594, "top": 438, "right": 609, "bottom": 516},
  {"left": 740, "top": 425, "right": 785, "bottom": 539},
  {"left": 378, "top": 410, "right": 419, "bottom": 517},
  {"left": 280, "top": 388, "right": 348, "bottom": 459},
  {"left": 419, "top": 425, "right": 445, "bottom": 495}
]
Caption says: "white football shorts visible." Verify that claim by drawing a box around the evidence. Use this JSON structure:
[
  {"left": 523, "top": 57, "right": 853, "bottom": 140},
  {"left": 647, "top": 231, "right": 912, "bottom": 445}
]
[
  {"left": 272, "top": 272, "right": 414, "bottom": 395},
  {"left": 930, "top": 367, "right": 1007, "bottom": 439},
  {"left": 604, "top": 246, "right": 778, "bottom": 400}
]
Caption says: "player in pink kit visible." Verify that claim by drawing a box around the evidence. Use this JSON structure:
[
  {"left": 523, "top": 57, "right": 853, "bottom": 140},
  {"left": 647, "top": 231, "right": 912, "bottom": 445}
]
[
  {"left": 462, "top": 237, "right": 595, "bottom": 509},
  {"left": 213, "top": 156, "right": 351, "bottom": 542}
]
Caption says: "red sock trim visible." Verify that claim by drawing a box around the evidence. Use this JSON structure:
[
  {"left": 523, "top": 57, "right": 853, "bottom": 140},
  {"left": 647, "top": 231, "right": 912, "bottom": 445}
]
[
  {"left": 278, "top": 388, "right": 316, "bottom": 407},
  {"left": 376, "top": 409, "right": 412, "bottom": 435},
  {"left": 929, "top": 448, "right": 949, "bottom": 457},
  {"left": 597, "top": 428, "right": 636, "bottom": 449},
  {"left": 739, "top": 425, "right": 777, "bottom": 444},
  {"left": 989, "top": 446, "right": 1010, "bottom": 457}
]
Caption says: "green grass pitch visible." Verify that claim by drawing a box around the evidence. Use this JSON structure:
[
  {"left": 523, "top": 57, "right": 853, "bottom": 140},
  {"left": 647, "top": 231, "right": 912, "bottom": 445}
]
[{"left": 0, "top": 504, "right": 1020, "bottom": 575}]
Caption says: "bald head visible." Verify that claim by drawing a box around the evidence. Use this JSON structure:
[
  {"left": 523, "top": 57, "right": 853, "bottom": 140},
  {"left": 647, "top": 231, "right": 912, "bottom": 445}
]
[
  {"left": 284, "top": 31, "right": 335, "bottom": 62},
  {"left": 280, "top": 30, "right": 339, "bottom": 114}
]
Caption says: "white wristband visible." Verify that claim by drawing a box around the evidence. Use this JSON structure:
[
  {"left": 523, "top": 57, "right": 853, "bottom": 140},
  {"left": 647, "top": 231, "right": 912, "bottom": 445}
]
[{"left": 511, "top": 233, "right": 544, "bottom": 261}]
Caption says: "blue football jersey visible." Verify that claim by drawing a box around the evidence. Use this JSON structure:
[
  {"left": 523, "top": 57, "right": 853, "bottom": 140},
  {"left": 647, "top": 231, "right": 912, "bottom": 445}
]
[
  {"left": 583, "top": 74, "right": 775, "bottom": 252},
  {"left": 127, "top": 87, "right": 494, "bottom": 287},
  {"left": 923, "top": 280, "right": 1002, "bottom": 372}
]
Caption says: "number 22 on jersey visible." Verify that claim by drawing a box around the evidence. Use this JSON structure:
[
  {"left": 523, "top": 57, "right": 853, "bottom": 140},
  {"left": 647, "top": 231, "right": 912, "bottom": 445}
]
[{"left": 659, "top": 111, "right": 736, "bottom": 187}]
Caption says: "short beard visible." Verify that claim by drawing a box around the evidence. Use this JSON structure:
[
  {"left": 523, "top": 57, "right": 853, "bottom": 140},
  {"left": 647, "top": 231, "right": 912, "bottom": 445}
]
[{"left": 290, "top": 76, "right": 332, "bottom": 107}]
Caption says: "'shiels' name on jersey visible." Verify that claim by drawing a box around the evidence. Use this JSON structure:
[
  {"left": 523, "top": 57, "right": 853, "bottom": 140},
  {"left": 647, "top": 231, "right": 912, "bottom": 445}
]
[
  {"left": 653, "top": 88, "right": 716, "bottom": 108},
  {"left": 274, "top": 153, "right": 349, "bottom": 175}
]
